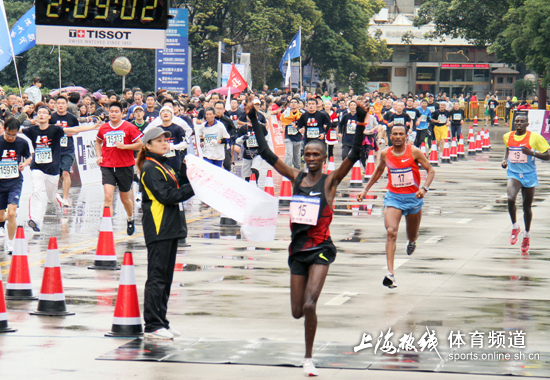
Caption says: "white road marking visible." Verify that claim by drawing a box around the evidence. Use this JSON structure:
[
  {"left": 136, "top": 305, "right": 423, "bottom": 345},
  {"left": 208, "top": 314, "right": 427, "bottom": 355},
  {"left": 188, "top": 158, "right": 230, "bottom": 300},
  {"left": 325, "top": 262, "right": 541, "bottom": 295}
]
[
  {"left": 383, "top": 258, "right": 409, "bottom": 271},
  {"left": 324, "top": 291, "right": 359, "bottom": 306},
  {"left": 482, "top": 205, "right": 493, "bottom": 210},
  {"left": 424, "top": 235, "right": 445, "bottom": 244},
  {"left": 456, "top": 219, "right": 473, "bottom": 224}
]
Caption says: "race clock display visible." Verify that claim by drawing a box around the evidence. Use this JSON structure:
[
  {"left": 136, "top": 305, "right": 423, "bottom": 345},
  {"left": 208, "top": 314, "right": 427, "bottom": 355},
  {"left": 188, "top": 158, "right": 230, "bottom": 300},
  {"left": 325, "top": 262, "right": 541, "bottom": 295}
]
[{"left": 36, "top": 0, "right": 168, "bottom": 30}]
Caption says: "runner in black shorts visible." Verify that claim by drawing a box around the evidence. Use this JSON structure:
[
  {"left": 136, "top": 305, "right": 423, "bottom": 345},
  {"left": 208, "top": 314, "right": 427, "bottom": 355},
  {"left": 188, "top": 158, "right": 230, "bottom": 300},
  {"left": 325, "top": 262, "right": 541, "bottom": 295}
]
[{"left": 246, "top": 99, "right": 367, "bottom": 377}]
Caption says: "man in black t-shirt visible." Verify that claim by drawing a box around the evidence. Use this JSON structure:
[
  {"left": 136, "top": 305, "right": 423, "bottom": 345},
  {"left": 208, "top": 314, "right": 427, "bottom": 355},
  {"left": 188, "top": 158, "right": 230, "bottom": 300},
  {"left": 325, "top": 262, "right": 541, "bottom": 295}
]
[
  {"left": 50, "top": 96, "right": 80, "bottom": 207},
  {"left": 22, "top": 106, "right": 98, "bottom": 233},
  {"left": 448, "top": 102, "right": 465, "bottom": 140},
  {"left": 405, "top": 97, "right": 421, "bottom": 145},
  {"left": 297, "top": 98, "right": 330, "bottom": 145},
  {"left": 0, "top": 118, "right": 31, "bottom": 254},
  {"left": 143, "top": 94, "right": 160, "bottom": 123},
  {"left": 488, "top": 95, "right": 499, "bottom": 126},
  {"left": 386, "top": 101, "right": 411, "bottom": 147},
  {"left": 431, "top": 103, "right": 450, "bottom": 154}
]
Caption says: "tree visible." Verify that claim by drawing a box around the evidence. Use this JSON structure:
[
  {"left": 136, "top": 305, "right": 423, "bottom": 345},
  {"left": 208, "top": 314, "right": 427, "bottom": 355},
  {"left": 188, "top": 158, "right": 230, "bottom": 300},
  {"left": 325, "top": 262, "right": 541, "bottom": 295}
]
[{"left": 514, "top": 79, "right": 535, "bottom": 100}]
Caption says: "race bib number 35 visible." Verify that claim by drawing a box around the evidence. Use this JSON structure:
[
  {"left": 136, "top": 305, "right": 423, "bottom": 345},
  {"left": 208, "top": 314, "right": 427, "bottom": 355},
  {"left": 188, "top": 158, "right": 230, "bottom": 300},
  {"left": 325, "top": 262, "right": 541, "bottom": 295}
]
[
  {"left": 390, "top": 167, "right": 415, "bottom": 188},
  {"left": 290, "top": 195, "right": 320, "bottom": 225}
]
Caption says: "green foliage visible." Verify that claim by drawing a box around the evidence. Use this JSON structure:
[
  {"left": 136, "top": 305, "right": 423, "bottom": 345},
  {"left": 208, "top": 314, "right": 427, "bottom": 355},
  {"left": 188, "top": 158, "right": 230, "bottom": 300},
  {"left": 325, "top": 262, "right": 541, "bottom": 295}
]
[{"left": 514, "top": 79, "right": 535, "bottom": 99}]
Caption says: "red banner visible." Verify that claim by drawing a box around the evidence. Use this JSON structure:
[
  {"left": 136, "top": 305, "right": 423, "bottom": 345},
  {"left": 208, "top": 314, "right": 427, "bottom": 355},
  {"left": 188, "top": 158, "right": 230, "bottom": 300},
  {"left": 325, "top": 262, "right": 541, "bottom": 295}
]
[
  {"left": 268, "top": 115, "right": 286, "bottom": 158},
  {"left": 228, "top": 63, "right": 248, "bottom": 92}
]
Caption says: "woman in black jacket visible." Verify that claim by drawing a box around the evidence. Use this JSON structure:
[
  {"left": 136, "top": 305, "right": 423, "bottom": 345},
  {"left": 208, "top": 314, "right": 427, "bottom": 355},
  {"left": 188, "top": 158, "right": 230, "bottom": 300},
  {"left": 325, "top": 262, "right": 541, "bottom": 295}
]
[{"left": 136, "top": 127, "right": 194, "bottom": 340}]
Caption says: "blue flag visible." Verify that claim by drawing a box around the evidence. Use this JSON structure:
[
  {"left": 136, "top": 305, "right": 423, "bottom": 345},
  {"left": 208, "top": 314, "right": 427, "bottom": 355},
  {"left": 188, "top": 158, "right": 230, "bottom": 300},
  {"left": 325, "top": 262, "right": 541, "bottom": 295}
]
[
  {"left": 279, "top": 29, "right": 301, "bottom": 75},
  {"left": 10, "top": 6, "right": 36, "bottom": 56},
  {"left": 0, "top": 0, "right": 13, "bottom": 71}
]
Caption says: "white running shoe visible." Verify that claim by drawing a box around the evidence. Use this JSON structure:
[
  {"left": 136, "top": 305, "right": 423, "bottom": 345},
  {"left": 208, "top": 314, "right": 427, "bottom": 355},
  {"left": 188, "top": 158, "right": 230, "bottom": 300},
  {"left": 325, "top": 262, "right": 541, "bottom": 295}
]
[
  {"left": 303, "top": 358, "right": 319, "bottom": 377},
  {"left": 168, "top": 328, "right": 181, "bottom": 337},
  {"left": 4, "top": 239, "right": 13, "bottom": 255},
  {"left": 144, "top": 328, "right": 174, "bottom": 340},
  {"left": 383, "top": 272, "right": 397, "bottom": 288},
  {"left": 60, "top": 198, "right": 69, "bottom": 207}
]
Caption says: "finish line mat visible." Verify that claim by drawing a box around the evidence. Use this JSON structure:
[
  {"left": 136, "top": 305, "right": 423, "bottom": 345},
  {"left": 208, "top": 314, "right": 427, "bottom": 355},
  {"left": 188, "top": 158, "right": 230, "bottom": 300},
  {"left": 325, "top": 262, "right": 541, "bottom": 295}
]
[{"left": 97, "top": 338, "right": 550, "bottom": 376}]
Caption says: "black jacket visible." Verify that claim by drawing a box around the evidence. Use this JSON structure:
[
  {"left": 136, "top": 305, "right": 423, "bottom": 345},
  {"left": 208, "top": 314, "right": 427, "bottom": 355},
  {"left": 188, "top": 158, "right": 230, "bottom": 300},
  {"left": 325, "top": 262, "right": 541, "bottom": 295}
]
[{"left": 140, "top": 151, "right": 194, "bottom": 244}]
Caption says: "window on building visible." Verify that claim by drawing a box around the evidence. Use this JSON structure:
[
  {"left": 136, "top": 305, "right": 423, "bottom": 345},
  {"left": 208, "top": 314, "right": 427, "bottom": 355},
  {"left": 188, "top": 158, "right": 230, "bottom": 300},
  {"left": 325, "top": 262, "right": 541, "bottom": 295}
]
[
  {"left": 496, "top": 77, "right": 504, "bottom": 84},
  {"left": 369, "top": 68, "right": 392, "bottom": 82},
  {"left": 416, "top": 67, "right": 437, "bottom": 81},
  {"left": 440, "top": 70, "right": 451, "bottom": 81},
  {"left": 473, "top": 69, "right": 490, "bottom": 82},
  {"left": 507, "top": 77, "right": 514, "bottom": 84}
]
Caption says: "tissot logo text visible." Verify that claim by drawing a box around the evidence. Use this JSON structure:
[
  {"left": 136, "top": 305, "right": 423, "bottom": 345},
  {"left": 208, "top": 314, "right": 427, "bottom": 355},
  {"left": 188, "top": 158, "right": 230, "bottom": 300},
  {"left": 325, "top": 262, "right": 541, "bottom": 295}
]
[{"left": 69, "top": 30, "right": 132, "bottom": 40}]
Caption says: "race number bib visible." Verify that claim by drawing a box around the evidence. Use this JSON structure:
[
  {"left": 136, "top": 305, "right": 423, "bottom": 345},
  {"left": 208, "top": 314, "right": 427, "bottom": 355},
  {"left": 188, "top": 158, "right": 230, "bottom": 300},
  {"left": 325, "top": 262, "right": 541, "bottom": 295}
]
[
  {"left": 420, "top": 115, "right": 427, "bottom": 122},
  {"left": 408, "top": 131, "right": 417, "bottom": 142},
  {"left": 391, "top": 167, "right": 414, "bottom": 188},
  {"left": 346, "top": 122, "right": 356, "bottom": 134},
  {"left": 164, "top": 149, "right": 176, "bottom": 158},
  {"left": 307, "top": 128, "right": 320, "bottom": 139},
  {"left": 247, "top": 135, "right": 258, "bottom": 148},
  {"left": 0, "top": 161, "right": 18, "bottom": 179},
  {"left": 453, "top": 113, "right": 462, "bottom": 121},
  {"left": 35, "top": 147, "right": 53, "bottom": 164},
  {"left": 290, "top": 195, "right": 320, "bottom": 226},
  {"left": 406, "top": 111, "right": 416, "bottom": 120},
  {"left": 490, "top": 104, "right": 495, "bottom": 109},
  {"left": 329, "top": 129, "right": 337, "bottom": 140},
  {"left": 509, "top": 147, "right": 528, "bottom": 164},
  {"left": 287, "top": 125, "right": 298, "bottom": 135},
  {"left": 204, "top": 134, "right": 217, "bottom": 147},
  {"left": 105, "top": 131, "right": 125, "bottom": 148},
  {"left": 60, "top": 136, "right": 68, "bottom": 147},
  {"left": 428, "top": 106, "right": 435, "bottom": 113},
  {"left": 393, "top": 117, "right": 405, "bottom": 126},
  {"left": 438, "top": 115, "right": 447, "bottom": 123}
]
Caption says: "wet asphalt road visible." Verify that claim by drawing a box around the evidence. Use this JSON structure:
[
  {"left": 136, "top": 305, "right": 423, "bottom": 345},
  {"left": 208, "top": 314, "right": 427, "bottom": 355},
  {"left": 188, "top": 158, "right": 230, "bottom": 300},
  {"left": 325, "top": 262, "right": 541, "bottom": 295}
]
[{"left": 2, "top": 125, "right": 550, "bottom": 379}]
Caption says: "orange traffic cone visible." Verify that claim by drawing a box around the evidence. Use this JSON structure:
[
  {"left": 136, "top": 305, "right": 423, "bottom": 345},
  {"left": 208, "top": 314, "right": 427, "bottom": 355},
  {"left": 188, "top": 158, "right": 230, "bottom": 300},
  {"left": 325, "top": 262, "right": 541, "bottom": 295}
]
[
  {"left": 441, "top": 139, "right": 451, "bottom": 164},
  {"left": 420, "top": 142, "right": 427, "bottom": 157},
  {"left": 494, "top": 114, "right": 499, "bottom": 126},
  {"left": 475, "top": 132, "right": 482, "bottom": 153},
  {"left": 486, "top": 130, "right": 491, "bottom": 150},
  {"left": 457, "top": 133, "right": 466, "bottom": 160},
  {"left": 450, "top": 137, "right": 458, "bottom": 161},
  {"left": 31, "top": 237, "right": 74, "bottom": 316},
  {"left": 6, "top": 226, "right": 36, "bottom": 300},
  {"left": 468, "top": 126, "right": 474, "bottom": 142},
  {"left": 482, "top": 129, "right": 489, "bottom": 152},
  {"left": 366, "top": 194, "right": 375, "bottom": 216},
  {"left": 249, "top": 172, "right": 257, "bottom": 187},
  {"left": 473, "top": 115, "right": 478, "bottom": 127},
  {"left": 350, "top": 161, "right": 362, "bottom": 187},
  {"left": 429, "top": 141, "right": 439, "bottom": 167},
  {"left": 0, "top": 280, "right": 16, "bottom": 332},
  {"left": 363, "top": 154, "right": 375, "bottom": 182},
  {"left": 279, "top": 176, "right": 292, "bottom": 206},
  {"left": 264, "top": 170, "right": 275, "bottom": 196},
  {"left": 89, "top": 207, "right": 120, "bottom": 270},
  {"left": 105, "top": 252, "right": 142, "bottom": 337},
  {"left": 326, "top": 156, "right": 335, "bottom": 175},
  {"left": 468, "top": 133, "right": 476, "bottom": 156}
]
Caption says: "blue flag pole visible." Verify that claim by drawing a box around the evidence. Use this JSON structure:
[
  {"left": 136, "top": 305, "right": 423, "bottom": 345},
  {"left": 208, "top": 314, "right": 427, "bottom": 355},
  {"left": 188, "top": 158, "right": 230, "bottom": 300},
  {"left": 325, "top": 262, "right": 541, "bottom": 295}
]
[
  {"left": 299, "top": 27, "right": 302, "bottom": 95},
  {"left": 0, "top": 0, "right": 22, "bottom": 96}
]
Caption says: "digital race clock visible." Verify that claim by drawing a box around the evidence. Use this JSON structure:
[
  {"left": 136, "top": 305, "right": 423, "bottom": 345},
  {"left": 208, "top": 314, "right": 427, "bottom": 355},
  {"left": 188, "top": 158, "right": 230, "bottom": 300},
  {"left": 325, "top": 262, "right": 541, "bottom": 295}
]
[{"left": 36, "top": 0, "right": 169, "bottom": 49}]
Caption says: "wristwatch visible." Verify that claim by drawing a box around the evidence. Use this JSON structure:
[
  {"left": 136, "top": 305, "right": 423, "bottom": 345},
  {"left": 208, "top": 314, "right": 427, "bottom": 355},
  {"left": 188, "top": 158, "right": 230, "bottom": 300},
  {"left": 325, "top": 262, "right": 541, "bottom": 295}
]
[{"left": 422, "top": 186, "right": 429, "bottom": 192}]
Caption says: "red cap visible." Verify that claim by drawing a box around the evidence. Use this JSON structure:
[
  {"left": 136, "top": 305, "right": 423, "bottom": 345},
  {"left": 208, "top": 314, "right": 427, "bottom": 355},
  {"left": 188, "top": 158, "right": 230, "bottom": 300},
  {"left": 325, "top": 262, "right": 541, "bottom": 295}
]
[
  {"left": 122, "top": 251, "right": 134, "bottom": 266},
  {"left": 15, "top": 225, "right": 25, "bottom": 239},
  {"left": 48, "top": 236, "right": 58, "bottom": 250}
]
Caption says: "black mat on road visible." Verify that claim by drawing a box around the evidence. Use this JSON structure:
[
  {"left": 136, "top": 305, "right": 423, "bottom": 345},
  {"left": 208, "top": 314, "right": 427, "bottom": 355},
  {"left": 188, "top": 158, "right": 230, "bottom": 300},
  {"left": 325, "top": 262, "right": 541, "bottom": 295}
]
[{"left": 97, "top": 339, "right": 550, "bottom": 376}]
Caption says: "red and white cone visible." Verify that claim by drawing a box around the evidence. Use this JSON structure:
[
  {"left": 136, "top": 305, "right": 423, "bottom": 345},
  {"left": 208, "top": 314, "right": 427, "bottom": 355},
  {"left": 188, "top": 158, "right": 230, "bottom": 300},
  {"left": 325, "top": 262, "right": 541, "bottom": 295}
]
[
  {"left": 482, "top": 129, "right": 489, "bottom": 151},
  {"left": 326, "top": 156, "right": 335, "bottom": 175},
  {"left": 475, "top": 132, "right": 482, "bottom": 153},
  {"left": 473, "top": 115, "right": 478, "bottom": 127},
  {"left": 441, "top": 139, "right": 451, "bottom": 164},
  {"left": 89, "top": 207, "right": 120, "bottom": 270},
  {"left": 249, "top": 172, "right": 257, "bottom": 187},
  {"left": 279, "top": 176, "right": 292, "bottom": 206},
  {"left": 31, "top": 237, "right": 74, "bottom": 316},
  {"left": 6, "top": 226, "right": 36, "bottom": 300},
  {"left": 429, "top": 141, "right": 439, "bottom": 167},
  {"left": 486, "top": 130, "right": 491, "bottom": 150},
  {"left": 450, "top": 137, "right": 458, "bottom": 161},
  {"left": 366, "top": 194, "right": 375, "bottom": 216},
  {"left": 105, "top": 252, "right": 143, "bottom": 337},
  {"left": 0, "top": 280, "right": 17, "bottom": 333},
  {"left": 494, "top": 114, "right": 499, "bottom": 126},
  {"left": 350, "top": 161, "right": 362, "bottom": 187},
  {"left": 468, "top": 126, "right": 474, "bottom": 142},
  {"left": 264, "top": 170, "right": 275, "bottom": 196},
  {"left": 457, "top": 133, "right": 466, "bottom": 160},
  {"left": 468, "top": 133, "right": 476, "bottom": 156},
  {"left": 420, "top": 142, "right": 427, "bottom": 157},
  {"left": 363, "top": 155, "right": 375, "bottom": 182}
]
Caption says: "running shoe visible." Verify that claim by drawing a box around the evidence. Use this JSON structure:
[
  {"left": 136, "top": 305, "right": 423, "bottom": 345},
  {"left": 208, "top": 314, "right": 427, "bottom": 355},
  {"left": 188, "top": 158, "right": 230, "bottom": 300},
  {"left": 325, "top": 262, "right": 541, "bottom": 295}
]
[
  {"left": 168, "top": 328, "right": 181, "bottom": 337},
  {"left": 55, "top": 193, "right": 63, "bottom": 208},
  {"left": 383, "top": 273, "right": 397, "bottom": 288},
  {"left": 406, "top": 241, "right": 416, "bottom": 256},
  {"left": 28, "top": 219, "right": 40, "bottom": 232},
  {"left": 127, "top": 219, "right": 135, "bottom": 236},
  {"left": 4, "top": 239, "right": 13, "bottom": 255},
  {"left": 302, "top": 358, "right": 319, "bottom": 377},
  {"left": 144, "top": 328, "right": 174, "bottom": 340},
  {"left": 510, "top": 226, "right": 521, "bottom": 245},
  {"left": 60, "top": 198, "right": 69, "bottom": 207},
  {"left": 521, "top": 237, "right": 530, "bottom": 254}
]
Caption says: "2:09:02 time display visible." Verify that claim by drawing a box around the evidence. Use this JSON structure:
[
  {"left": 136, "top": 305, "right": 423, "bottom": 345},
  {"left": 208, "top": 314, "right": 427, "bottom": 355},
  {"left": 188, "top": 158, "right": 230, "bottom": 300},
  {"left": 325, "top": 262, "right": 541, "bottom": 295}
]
[{"left": 36, "top": 0, "right": 167, "bottom": 30}]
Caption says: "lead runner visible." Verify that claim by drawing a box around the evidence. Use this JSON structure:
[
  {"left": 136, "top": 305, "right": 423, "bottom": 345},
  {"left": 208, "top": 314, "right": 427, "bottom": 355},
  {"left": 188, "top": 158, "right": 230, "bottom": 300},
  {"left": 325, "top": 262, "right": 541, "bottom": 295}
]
[
  {"left": 357, "top": 125, "right": 435, "bottom": 288},
  {"left": 247, "top": 100, "right": 367, "bottom": 377}
]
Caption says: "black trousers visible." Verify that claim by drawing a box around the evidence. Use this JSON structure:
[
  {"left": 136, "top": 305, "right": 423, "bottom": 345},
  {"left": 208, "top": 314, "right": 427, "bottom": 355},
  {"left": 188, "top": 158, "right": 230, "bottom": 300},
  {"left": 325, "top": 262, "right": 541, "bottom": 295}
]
[
  {"left": 223, "top": 148, "right": 231, "bottom": 171},
  {"left": 144, "top": 238, "right": 179, "bottom": 332}
]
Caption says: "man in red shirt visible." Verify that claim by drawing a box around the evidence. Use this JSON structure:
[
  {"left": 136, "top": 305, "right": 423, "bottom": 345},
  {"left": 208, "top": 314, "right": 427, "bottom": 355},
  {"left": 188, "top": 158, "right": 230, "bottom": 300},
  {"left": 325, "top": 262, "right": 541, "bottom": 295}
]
[{"left": 95, "top": 102, "right": 143, "bottom": 235}]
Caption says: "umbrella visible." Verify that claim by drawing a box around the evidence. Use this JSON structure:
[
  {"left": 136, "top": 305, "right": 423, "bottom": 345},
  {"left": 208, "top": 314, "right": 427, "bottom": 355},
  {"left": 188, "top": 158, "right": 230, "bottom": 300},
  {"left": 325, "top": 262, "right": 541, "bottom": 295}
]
[
  {"left": 207, "top": 86, "right": 243, "bottom": 96},
  {"left": 49, "top": 86, "right": 88, "bottom": 97}
]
